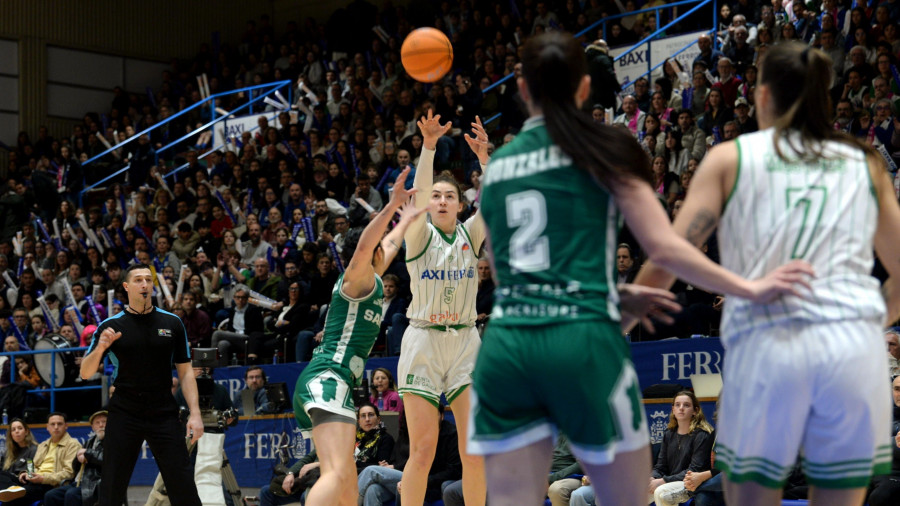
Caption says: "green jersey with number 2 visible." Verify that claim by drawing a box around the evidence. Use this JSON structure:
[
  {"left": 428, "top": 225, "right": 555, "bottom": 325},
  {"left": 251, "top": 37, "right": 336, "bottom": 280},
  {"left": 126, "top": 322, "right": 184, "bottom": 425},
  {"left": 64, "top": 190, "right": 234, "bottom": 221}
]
[{"left": 480, "top": 117, "right": 621, "bottom": 327}]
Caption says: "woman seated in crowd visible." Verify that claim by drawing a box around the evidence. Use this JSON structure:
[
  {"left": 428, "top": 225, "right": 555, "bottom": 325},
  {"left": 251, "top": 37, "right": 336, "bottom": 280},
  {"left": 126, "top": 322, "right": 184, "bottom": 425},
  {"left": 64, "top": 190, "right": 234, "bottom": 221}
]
[
  {"left": 0, "top": 418, "right": 37, "bottom": 490},
  {"left": 649, "top": 390, "right": 715, "bottom": 506},
  {"left": 369, "top": 368, "right": 402, "bottom": 413}
]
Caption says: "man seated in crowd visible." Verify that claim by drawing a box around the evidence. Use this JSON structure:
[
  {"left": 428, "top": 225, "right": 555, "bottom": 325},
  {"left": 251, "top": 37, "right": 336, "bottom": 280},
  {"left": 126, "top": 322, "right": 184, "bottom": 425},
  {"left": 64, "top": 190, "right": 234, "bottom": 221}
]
[
  {"left": 4, "top": 412, "right": 81, "bottom": 506},
  {"left": 232, "top": 365, "right": 275, "bottom": 416},
  {"left": 211, "top": 288, "right": 265, "bottom": 365},
  {"left": 43, "top": 410, "right": 106, "bottom": 506},
  {"left": 886, "top": 328, "right": 900, "bottom": 377}
]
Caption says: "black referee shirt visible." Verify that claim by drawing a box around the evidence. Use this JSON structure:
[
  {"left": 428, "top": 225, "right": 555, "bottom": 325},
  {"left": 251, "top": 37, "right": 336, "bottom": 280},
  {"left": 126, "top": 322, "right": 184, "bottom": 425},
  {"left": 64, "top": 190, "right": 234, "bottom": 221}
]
[{"left": 87, "top": 307, "right": 191, "bottom": 391}]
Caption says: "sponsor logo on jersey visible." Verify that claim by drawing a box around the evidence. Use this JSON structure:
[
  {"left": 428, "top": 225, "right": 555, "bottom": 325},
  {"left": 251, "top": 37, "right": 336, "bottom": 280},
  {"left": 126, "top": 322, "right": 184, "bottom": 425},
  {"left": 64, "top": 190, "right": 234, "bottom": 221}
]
[
  {"left": 419, "top": 269, "right": 476, "bottom": 280},
  {"left": 462, "top": 243, "right": 470, "bottom": 251},
  {"left": 158, "top": 329, "right": 172, "bottom": 337},
  {"left": 405, "top": 374, "right": 435, "bottom": 390}
]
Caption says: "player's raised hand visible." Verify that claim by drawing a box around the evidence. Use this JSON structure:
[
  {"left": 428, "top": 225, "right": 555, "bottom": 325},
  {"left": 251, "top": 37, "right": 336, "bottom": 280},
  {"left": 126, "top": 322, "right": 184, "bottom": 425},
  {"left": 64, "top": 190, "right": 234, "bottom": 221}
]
[
  {"left": 747, "top": 259, "right": 816, "bottom": 303},
  {"left": 396, "top": 197, "right": 430, "bottom": 226},
  {"left": 464, "top": 115, "right": 490, "bottom": 165},
  {"left": 98, "top": 327, "right": 122, "bottom": 350},
  {"left": 388, "top": 167, "right": 419, "bottom": 208},
  {"left": 417, "top": 109, "right": 451, "bottom": 150}
]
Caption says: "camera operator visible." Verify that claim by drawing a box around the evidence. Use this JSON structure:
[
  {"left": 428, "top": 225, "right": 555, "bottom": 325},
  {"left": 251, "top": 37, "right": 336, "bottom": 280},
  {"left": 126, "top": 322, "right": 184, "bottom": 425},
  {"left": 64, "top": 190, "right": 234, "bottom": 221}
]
[
  {"left": 174, "top": 366, "right": 235, "bottom": 423},
  {"left": 80, "top": 264, "right": 203, "bottom": 506}
]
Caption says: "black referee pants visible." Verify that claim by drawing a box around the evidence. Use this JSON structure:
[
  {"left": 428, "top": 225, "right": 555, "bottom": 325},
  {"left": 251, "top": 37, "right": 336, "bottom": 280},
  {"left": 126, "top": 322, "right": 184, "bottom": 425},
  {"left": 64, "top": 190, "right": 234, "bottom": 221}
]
[{"left": 99, "top": 387, "right": 200, "bottom": 506}]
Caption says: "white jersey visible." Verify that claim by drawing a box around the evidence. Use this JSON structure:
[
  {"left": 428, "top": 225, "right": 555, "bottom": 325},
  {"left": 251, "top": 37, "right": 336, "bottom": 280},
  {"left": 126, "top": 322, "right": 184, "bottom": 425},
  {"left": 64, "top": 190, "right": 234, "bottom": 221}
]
[
  {"left": 406, "top": 222, "right": 480, "bottom": 326},
  {"left": 719, "top": 128, "right": 885, "bottom": 338}
]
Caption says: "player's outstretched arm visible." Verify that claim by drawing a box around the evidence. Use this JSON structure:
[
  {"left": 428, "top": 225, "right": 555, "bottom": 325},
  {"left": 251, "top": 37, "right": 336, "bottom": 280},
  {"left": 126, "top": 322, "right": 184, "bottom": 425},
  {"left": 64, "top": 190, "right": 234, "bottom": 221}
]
[
  {"left": 344, "top": 168, "right": 423, "bottom": 298},
  {"left": 377, "top": 197, "right": 429, "bottom": 276},
  {"left": 627, "top": 142, "right": 814, "bottom": 308},
  {"left": 405, "top": 110, "right": 450, "bottom": 249},
  {"left": 869, "top": 153, "right": 900, "bottom": 325}
]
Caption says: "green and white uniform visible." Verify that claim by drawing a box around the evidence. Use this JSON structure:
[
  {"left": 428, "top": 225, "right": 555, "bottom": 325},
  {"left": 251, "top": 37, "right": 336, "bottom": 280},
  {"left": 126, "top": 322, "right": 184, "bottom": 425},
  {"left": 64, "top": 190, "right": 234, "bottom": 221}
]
[
  {"left": 293, "top": 273, "right": 384, "bottom": 430},
  {"left": 715, "top": 128, "right": 890, "bottom": 488},
  {"left": 468, "top": 117, "right": 648, "bottom": 465},
  {"left": 397, "top": 146, "right": 486, "bottom": 407}
]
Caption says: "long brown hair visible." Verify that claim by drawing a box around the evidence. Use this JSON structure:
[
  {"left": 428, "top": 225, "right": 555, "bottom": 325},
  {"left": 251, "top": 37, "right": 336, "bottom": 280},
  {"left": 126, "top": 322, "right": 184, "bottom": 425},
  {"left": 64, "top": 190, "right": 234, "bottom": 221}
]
[
  {"left": 666, "top": 390, "right": 714, "bottom": 434},
  {"left": 4, "top": 419, "right": 36, "bottom": 470},
  {"left": 520, "top": 32, "right": 652, "bottom": 191},
  {"left": 761, "top": 42, "right": 874, "bottom": 161}
]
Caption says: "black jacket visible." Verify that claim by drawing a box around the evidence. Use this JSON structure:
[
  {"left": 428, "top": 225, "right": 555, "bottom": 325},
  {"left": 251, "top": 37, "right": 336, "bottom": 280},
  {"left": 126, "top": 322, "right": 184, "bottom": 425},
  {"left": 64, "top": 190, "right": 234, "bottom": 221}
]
[
  {"left": 220, "top": 305, "right": 265, "bottom": 335},
  {"left": 652, "top": 428, "right": 714, "bottom": 482},
  {"left": 73, "top": 433, "right": 103, "bottom": 506},
  {"left": 585, "top": 44, "right": 620, "bottom": 110}
]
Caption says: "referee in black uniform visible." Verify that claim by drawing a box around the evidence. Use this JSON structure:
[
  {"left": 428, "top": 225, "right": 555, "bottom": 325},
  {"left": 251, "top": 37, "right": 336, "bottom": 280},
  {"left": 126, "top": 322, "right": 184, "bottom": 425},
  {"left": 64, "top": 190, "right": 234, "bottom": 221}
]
[{"left": 80, "top": 264, "right": 204, "bottom": 506}]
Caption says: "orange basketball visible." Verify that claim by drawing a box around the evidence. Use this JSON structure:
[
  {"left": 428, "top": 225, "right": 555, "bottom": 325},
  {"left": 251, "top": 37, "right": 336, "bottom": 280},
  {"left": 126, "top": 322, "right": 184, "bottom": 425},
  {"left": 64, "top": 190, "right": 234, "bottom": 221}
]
[{"left": 401, "top": 28, "right": 454, "bottom": 83}]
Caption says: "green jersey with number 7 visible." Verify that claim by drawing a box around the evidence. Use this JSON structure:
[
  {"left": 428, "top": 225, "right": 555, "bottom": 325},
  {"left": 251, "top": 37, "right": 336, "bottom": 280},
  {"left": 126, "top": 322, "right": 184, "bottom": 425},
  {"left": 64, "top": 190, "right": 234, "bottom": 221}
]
[{"left": 480, "top": 117, "right": 622, "bottom": 327}]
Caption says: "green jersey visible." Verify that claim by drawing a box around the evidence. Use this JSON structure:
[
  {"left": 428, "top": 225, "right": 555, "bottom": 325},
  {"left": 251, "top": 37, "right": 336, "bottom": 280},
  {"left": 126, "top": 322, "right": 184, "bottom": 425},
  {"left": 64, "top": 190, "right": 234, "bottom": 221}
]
[
  {"left": 480, "top": 117, "right": 621, "bottom": 326},
  {"left": 312, "top": 273, "right": 384, "bottom": 382}
]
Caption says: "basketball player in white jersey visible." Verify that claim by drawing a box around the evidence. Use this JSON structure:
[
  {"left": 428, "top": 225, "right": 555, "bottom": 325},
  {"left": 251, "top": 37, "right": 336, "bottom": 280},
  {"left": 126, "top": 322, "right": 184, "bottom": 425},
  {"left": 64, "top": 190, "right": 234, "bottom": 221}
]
[
  {"left": 397, "top": 110, "right": 489, "bottom": 506},
  {"left": 635, "top": 43, "right": 900, "bottom": 506}
]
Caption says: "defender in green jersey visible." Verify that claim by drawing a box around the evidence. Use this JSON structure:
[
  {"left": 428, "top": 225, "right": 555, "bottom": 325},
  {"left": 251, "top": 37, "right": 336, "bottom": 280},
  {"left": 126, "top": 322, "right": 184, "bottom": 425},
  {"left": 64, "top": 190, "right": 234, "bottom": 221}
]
[
  {"left": 293, "top": 168, "right": 426, "bottom": 506},
  {"left": 469, "top": 33, "right": 813, "bottom": 506}
]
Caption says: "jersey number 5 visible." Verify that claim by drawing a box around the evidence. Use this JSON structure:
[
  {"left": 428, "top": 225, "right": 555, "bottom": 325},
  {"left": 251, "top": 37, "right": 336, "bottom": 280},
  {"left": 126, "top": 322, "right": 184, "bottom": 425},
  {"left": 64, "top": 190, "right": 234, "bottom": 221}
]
[
  {"left": 506, "top": 190, "right": 550, "bottom": 273},
  {"left": 786, "top": 185, "right": 827, "bottom": 259}
]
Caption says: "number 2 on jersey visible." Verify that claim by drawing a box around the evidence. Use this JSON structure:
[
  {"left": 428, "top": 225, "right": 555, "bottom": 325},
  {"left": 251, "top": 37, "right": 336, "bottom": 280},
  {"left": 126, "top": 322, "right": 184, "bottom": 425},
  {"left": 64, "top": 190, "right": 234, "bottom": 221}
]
[
  {"left": 506, "top": 190, "right": 550, "bottom": 273},
  {"left": 786, "top": 185, "right": 827, "bottom": 259}
]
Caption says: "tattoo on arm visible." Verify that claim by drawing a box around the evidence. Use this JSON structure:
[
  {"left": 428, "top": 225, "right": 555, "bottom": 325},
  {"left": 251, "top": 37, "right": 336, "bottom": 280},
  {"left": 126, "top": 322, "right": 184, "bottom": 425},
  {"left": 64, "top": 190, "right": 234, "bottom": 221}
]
[{"left": 685, "top": 209, "right": 717, "bottom": 246}]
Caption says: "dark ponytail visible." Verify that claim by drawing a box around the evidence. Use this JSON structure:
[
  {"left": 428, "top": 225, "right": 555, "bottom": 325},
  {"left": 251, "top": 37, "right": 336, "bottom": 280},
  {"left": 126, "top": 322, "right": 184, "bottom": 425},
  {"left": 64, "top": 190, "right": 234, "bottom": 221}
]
[
  {"left": 761, "top": 42, "right": 873, "bottom": 160},
  {"left": 521, "top": 32, "right": 652, "bottom": 190}
]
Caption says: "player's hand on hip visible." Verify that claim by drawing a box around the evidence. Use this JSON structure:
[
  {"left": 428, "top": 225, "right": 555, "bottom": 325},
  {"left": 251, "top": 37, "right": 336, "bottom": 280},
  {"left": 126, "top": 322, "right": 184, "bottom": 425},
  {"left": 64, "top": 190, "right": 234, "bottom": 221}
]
[
  {"left": 186, "top": 412, "right": 204, "bottom": 444},
  {"left": 99, "top": 328, "right": 122, "bottom": 350},
  {"left": 748, "top": 259, "right": 815, "bottom": 303}
]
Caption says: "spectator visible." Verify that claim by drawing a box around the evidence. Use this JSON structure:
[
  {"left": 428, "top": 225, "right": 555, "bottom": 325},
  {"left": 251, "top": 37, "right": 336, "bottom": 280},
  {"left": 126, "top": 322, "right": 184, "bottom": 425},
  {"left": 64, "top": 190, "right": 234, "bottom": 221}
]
[
  {"left": 353, "top": 403, "right": 395, "bottom": 475},
  {"left": 613, "top": 95, "right": 646, "bottom": 136},
  {"left": 546, "top": 433, "right": 585, "bottom": 506},
  {"left": 697, "top": 89, "right": 734, "bottom": 136},
  {"left": 866, "top": 374, "right": 900, "bottom": 505},
  {"left": 712, "top": 58, "right": 741, "bottom": 108},
  {"left": 0, "top": 418, "right": 37, "bottom": 496},
  {"left": 241, "top": 223, "right": 272, "bottom": 265},
  {"left": 180, "top": 292, "right": 212, "bottom": 348},
  {"left": 5, "top": 412, "right": 81, "bottom": 506},
  {"left": 257, "top": 446, "right": 319, "bottom": 506},
  {"left": 231, "top": 366, "right": 275, "bottom": 415},
  {"left": 649, "top": 391, "right": 715, "bottom": 506},
  {"left": 733, "top": 98, "right": 758, "bottom": 133},
  {"left": 886, "top": 328, "right": 900, "bottom": 376},
  {"left": 42, "top": 410, "right": 106, "bottom": 506},
  {"left": 693, "top": 34, "right": 724, "bottom": 73},
  {"left": 616, "top": 244, "right": 637, "bottom": 284},
  {"left": 172, "top": 222, "right": 200, "bottom": 262},
  {"left": 369, "top": 368, "right": 402, "bottom": 413},
  {"left": 372, "top": 272, "right": 404, "bottom": 356},
  {"left": 584, "top": 39, "right": 620, "bottom": 110},
  {"left": 243, "top": 258, "right": 282, "bottom": 302},
  {"left": 358, "top": 405, "right": 460, "bottom": 505},
  {"left": 211, "top": 288, "right": 265, "bottom": 365},
  {"left": 475, "top": 258, "right": 494, "bottom": 332}
]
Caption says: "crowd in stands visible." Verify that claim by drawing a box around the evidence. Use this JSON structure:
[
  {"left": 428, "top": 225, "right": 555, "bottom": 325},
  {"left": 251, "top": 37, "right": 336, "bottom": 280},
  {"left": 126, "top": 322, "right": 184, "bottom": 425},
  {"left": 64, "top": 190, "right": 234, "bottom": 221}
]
[{"left": 2, "top": 0, "right": 900, "bottom": 503}]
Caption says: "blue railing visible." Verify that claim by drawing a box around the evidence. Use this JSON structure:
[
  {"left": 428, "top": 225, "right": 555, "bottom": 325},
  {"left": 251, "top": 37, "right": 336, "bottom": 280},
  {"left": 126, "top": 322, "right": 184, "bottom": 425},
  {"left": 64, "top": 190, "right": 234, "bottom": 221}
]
[
  {"left": 2, "top": 346, "right": 103, "bottom": 413},
  {"left": 482, "top": 0, "right": 714, "bottom": 125},
  {"left": 79, "top": 80, "right": 293, "bottom": 202}
]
